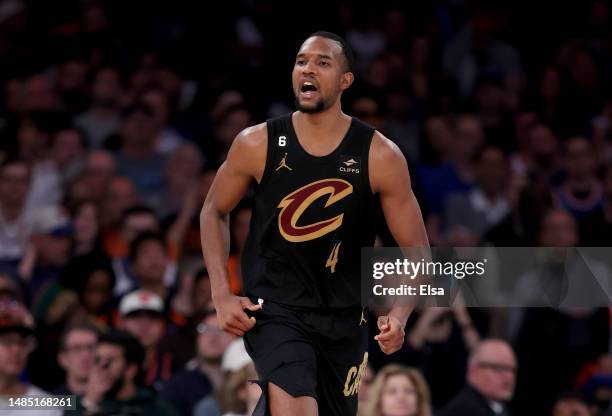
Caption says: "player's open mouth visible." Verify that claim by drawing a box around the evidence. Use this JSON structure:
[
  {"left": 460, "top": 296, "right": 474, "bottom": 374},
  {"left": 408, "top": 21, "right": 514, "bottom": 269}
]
[{"left": 300, "top": 81, "right": 319, "bottom": 98}]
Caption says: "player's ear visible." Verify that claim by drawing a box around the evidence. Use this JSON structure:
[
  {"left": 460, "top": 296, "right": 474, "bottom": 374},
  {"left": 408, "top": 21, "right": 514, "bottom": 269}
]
[{"left": 340, "top": 71, "right": 354, "bottom": 91}]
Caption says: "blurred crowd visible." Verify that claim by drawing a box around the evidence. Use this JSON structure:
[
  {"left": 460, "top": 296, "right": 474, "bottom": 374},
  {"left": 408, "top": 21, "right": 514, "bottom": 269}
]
[{"left": 0, "top": 0, "right": 612, "bottom": 415}]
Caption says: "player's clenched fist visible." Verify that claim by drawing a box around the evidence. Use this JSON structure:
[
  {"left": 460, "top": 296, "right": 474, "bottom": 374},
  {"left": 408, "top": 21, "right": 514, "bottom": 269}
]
[
  {"left": 375, "top": 315, "right": 406, "bottom": 355},
  {"left": 213, "top": 294, "right": 262, "bottom": 336}
]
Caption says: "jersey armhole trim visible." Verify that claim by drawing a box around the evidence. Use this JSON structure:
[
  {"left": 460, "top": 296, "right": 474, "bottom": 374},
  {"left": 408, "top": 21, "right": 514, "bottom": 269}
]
[
  {"left": 361, "top": 129, "right": 375, "bottom": 196},
  {"left": 258, "top": 121, "right": 276, "bottom": 188}
]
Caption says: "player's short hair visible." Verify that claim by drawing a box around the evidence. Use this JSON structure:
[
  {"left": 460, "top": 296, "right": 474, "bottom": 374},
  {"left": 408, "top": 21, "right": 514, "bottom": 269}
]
[{"left": 306, "top": 31, "right": 354, "bottom": 73}]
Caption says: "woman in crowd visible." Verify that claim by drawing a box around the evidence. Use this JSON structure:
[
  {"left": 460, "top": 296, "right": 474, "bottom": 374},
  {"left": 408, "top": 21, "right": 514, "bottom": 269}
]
[{"left": 363, "top": 364, "right": 432, "bottom": 416}]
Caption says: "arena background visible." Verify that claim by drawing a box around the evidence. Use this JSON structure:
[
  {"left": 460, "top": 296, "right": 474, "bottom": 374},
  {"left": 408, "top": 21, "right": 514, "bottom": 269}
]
[{"left": 0, "top": 0, "right": 611, "bottom": 415}]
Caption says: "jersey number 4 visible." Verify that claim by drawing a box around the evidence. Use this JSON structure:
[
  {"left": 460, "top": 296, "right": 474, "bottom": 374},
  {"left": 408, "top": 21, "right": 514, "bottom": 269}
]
[{"left": 326, "top": 242, "right": 341, "bottom": 273}]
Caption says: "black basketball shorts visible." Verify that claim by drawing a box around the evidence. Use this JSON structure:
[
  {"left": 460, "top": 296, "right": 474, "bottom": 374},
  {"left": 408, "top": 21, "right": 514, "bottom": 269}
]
[{"left": 244, "top": 298, "right": 369, "bottom": 416}]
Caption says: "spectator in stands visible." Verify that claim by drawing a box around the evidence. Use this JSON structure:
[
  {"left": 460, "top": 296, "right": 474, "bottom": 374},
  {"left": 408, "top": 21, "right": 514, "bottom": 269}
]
[
  {"left": 0, "top": 298, "right": 62, "bottom": 416},
  {"left": 74, "top": 67, "right": 123, "bottom": 149},
  {"left": 16, "top": 114, "right": 62, "bottom": 209},
  {"left": 227, "top": 203, "right": 251, "bottom": 294},
  {"left": 401, "top": 304, "right": 482, "bottom": 408},
  {"left": 55, "top": 320, "right": 99, "bottom": 395},
  {"left": 61, "top": 253, "right": 116, "bottom": 328},
  {"left": 192, "top": 337, "right": 259, "bottom": 416},
  {"left": 161, "top": 142, "right": 203, "bottom": 219},
  {"left": 362, "top": 364, "right": 432, "bottom": 416},
  {"left": 99, "top": 176, "right": 139, "bottom": 245},
  {"left": 439, "top": 339, "right": 516, "bottom": 416},
  {"left": 551, "top": 392, "right": 592, "bottom": 416},
  {"left": 164, "top": 310, "right": 236, "bottom": 415},
  {"left": 49, "top": 127, "right": 86, "bottom": 186},
  {"left": 580, "top": 163, "right": 612, "bottom": 245},
  {"left": 76, "top": 330, "right": 177, "bottom": 415},
  {"left": 443, "top": 145, "right": 511, "bottom": 240},
  {"left": 556, "top": 136, "right": 603, "bottom": 220},
  {"left": 418, "top": 114, "right": 481, "bottom": 215},
  {"left": 127, "top": 232, "right": 174, "bottom": 299},
  {"left": 114, "top": 104, "right": 167, "bottom": 214},
  {"left": 24, "top": 206, "right": 73, "bottom": 298},
  {"left": 68, "top": 199, "right": 102, "bottom": 257},
  {"left": 118, "top": 289, "right": 173, "bottom": 390},
  {"left": 72, "top": 150, "right": 117, "bottom": 205},
  {"left": 140, "top": 86, "right": 185, "bottom": 155},
  {"left": 107, "top": 207, "right": 162, "bottom": 295},
  {"left": 357, "top": 365, "right": 375, "bottom": 416},
  {"left": 161, "top": 267, "right": 214, "bottom": 368},
  {"left": 443, "top": 6, "right": 521, "bottom": 97},
  {"left": 0, "top": 159, "right": 34, "bottom": 264}
]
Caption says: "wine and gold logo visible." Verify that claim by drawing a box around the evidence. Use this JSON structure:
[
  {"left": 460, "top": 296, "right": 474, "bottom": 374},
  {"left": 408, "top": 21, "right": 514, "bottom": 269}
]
[
  {"left": 277, "top": 179, "right": 353, "bottom": 242},
  {"left": 343, "top": 352, "right": 369, "bottom": 397}
]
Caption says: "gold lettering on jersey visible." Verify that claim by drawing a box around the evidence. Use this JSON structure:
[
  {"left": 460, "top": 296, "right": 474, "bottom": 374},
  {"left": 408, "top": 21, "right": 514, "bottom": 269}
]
[
  {"left": 326, "top": 242, "right": 341, "bottom": 273},
  {"left": 343, "top": 352, "right": 369, "bottom": 397},
  {"left": 277, "top": 179, "right": 352, "bottom": 242}
]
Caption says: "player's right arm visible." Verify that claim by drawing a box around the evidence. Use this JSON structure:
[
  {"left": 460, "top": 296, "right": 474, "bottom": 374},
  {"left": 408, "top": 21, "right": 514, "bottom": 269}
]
[{"left": 200, "top": 123, "right": 267, "bottom": 336}]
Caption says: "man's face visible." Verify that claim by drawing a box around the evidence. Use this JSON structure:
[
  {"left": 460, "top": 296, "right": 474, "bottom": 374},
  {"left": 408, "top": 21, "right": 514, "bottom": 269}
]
[
  {"left": 58, "top": 330, "right": 97, "bottom": 379},
  {"left": 51, "top": 129, "right": 85, "bottom": 168},
  {"left": 469, "top": 346, "right": 517, "bottom": 402},
  {"left": 121, "top": 111, "right": 157, "bottom": 147},
  {"left": 196, "top": 315, "right": 234, "bottom": 362},
  {"left": 102, "top": 179, "right": 137, "bottom": 226},
  {"left": 454, "top": 116, "right": 484, "bottom": 159},
  {"left": 477, "top": 148, "right": 508, "bottom": 194},
  {"left": 0, "top": 332, "right": 34, "bottom": 377},
  {"left": 82, "top": 151, "right": 117, "bottom": 201},
  {"left": 92, "top": 69, "right": 122, "bottom": 107},
  {"left": 132, "top": 240, "right": 167, "bottom": 284},
  {"left": 0, "top": 163, "right": 30, "bottom": 208},
  {"left": 538, "top": 211, "right": 578, "bottom": 247},
  {"left": 120, "top": 311, "right": 165, "bottom": 349},
  {"left": 292, "top": 36, "right": 352, "bottom": 114},
  {"left": 93, "top": 343, "right": 128, "bottom": 391},
  {"left": 564, "top": 138, "right": 596, "bottom": 179},
  {"left": 82, "top": 270, "right": 113, "bottom": 312}
]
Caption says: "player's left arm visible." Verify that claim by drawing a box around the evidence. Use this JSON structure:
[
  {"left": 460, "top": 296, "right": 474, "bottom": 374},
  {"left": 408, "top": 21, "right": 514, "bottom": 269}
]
[{"left": 369, "top": 132, "right": 430, "bottom": 354}]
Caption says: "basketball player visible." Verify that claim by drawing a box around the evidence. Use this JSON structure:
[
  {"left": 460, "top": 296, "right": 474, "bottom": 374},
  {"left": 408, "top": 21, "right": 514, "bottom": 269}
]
[{"left": 201, "top": 31, "right": 429, "bottom": 416}]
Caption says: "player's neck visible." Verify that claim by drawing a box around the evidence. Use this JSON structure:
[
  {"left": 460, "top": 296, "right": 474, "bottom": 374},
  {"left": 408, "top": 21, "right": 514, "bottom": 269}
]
[{"left": 294, "top": 104, "right": 350, "bottom": 141}]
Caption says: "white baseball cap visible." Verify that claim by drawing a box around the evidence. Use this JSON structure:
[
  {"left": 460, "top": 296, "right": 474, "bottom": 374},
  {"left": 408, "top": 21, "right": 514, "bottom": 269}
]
[
  {"left": 221, "top": 338, "right": 252, "bottom": 372},
  {"left": 119, "top": 289, "right": 164, "bottom": 317}
]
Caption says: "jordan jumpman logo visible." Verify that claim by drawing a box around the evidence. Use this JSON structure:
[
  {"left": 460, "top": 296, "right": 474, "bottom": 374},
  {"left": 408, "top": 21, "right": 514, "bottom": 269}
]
[{"left": 276, "top": 152, "right": 292, "bottom": 171}]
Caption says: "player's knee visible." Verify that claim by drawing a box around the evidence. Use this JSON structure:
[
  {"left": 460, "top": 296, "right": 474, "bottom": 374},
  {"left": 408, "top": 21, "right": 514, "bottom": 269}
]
[{"left": 268, "top": 382, "right": 318, "bottom": 416}]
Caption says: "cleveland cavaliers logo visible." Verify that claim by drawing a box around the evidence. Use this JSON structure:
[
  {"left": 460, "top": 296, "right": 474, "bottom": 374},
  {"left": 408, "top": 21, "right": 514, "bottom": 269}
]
[{"left": 277, "top": 179, "right": 353, "bottom": 242}]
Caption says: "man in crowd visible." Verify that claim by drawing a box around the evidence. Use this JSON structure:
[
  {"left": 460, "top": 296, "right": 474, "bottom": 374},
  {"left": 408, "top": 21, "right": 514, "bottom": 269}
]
[
  {"left": 118, "top": 289, "right": 173, "bottom": 390},
  {"left": 55, "top": 320, "right": 99, "bottom": 396},
  {"left": 0, "top": 298, "right": 62, "bottom": 416},
  {"left": 440, "top": 339, "right": 516, "bottom": 416},
  {"left": 76, "top": 330, "right": 177, "bottom": 415},
  {"left": 160, "top": 310, "right": 234, "bottom": 416}
]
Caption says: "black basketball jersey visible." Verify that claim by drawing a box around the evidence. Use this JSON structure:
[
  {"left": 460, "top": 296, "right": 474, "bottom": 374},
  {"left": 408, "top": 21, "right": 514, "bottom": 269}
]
[{"left": 241, "top": 113, "right": 378, "bottom": 309}]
